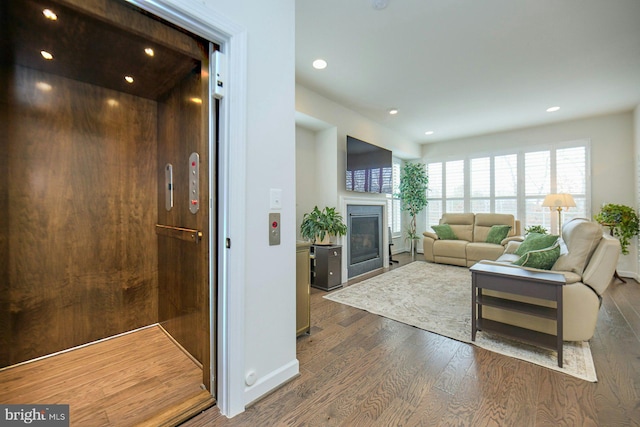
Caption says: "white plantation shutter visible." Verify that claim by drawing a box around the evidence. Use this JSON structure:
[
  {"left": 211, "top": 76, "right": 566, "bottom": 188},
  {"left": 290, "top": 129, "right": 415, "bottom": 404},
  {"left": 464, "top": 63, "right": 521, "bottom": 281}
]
[
  {"left": 426, "top": 162, "right": 443, "bottom": 230},
  {"left": 494, "top": 154, "right": 517, "bottom": 216},
  {"left": 525, "top": 151, "right": 551, "bottom": 196},
  {"left": 525, "top": 151, "right": 551, "bottom": 230},
  {"left": 446, "top": 160, "right": 464, "bottom": 213},
  {"left": 446, "top": 160, "right": 464, "bottom": 198},
  {"left": 424, "top": 141, "right": 589, "bottom": 233},
  {"left": 471, "top": 157, "right": 490, "bottom": 213},
  {"left": 556, "top": 146, "right": 587, "bottom": 224},
  {"left": 387, "top": 160, "right": 402, "bottom": 235},
  {"left": 471, "top": 157, "right": 490, "bottom": 197}
]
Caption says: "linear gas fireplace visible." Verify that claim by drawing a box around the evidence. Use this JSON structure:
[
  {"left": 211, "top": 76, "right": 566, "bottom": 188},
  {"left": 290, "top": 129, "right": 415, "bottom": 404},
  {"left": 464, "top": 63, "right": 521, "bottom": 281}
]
[{"left": 347, "top": 204, "right": 384, "bottom": 278}]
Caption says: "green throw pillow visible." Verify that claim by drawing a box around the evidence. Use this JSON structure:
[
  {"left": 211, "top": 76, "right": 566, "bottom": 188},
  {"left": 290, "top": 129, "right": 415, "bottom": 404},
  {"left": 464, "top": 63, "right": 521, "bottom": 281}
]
[
  {"left": 515, "top": 233, "right": 559, "bottom": 256},
  {"left": 513, "top": 243, "right": 561, "bottom": 270},
  {"left": 432, "top": 224, "right": 457, "bottom": 240},
  {"left": 485, "top": 225, "right": 512, "bottom": 244}
]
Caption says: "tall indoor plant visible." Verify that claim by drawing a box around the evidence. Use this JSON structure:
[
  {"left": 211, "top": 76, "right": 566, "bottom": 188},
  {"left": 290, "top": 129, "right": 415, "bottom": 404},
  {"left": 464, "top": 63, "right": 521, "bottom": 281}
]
[
  {"left": 397, "top": 162, "right": 429, "bottom": 252},
  {"left": 300, "top": 206, "right": 347, "bottom": 245},
  {"left": 594, "top": 203, "right": 640, "bottom": 255}
]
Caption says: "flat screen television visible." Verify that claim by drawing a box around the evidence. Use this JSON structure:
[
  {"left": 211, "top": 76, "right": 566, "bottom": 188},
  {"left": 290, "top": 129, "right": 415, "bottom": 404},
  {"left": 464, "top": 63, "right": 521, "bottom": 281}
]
[{"left": 346, "top": 135, "right": 393, "bottom": 194}]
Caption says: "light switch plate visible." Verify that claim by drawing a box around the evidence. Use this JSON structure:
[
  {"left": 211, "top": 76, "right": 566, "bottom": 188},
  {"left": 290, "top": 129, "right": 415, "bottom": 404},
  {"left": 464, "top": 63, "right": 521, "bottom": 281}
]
[{"left": 270, "top": 188, "right": 282, "bottom": 209}]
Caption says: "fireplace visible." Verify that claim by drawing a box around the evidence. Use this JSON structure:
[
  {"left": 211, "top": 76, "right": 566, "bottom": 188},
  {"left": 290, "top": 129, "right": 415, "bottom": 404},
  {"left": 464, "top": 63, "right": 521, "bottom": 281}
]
[{"left": 347, "top": 205, "right": 384, "bottom": 278}]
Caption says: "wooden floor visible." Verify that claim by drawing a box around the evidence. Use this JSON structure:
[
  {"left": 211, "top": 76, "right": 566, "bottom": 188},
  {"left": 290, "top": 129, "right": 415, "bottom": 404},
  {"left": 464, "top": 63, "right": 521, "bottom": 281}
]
[
  {"left": 0, "top": 325, "right": 213, "bottom": 426},
  {"left": 184, "top": 252, "right": 640, "bottom": 426}
]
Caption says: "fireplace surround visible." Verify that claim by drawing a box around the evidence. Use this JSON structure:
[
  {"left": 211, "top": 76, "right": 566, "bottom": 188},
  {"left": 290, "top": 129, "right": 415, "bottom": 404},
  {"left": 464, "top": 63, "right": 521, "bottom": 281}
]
[{"left": 346, "top": 204, "right": 384, "bottom": 278}]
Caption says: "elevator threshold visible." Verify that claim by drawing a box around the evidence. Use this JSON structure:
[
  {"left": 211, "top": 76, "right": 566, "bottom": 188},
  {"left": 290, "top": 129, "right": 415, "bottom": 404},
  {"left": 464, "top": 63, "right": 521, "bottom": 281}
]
[{"left": 0, "top": 324, "right": 214, "bottom": 426}]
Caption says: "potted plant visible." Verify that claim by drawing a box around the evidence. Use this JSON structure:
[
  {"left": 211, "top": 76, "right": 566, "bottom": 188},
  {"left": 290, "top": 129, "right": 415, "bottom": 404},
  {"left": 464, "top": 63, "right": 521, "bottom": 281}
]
[
  {"left": 524, "top": 225, "right": 548, "bottom": 235},
  {"left": 300, "top": 206, "right": 347, "bottom": 245},
  {"left": 397, "top": 162, "right": 428, "bottom": 253},
  {"left": 594, "top": 203, "right": 640, "bottom": 255}
]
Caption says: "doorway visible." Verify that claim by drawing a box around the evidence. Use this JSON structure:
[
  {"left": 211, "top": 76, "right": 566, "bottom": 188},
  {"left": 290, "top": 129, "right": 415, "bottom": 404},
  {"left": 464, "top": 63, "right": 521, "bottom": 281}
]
[{"left": 0, "top": 0, "right": 217, "bottom": 423}]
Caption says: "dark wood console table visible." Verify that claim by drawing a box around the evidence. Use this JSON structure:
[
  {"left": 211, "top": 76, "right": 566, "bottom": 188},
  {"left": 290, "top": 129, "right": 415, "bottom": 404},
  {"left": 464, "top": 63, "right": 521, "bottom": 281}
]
[{"left": 470, "top": 263, "right": 566, "bottom": 367}]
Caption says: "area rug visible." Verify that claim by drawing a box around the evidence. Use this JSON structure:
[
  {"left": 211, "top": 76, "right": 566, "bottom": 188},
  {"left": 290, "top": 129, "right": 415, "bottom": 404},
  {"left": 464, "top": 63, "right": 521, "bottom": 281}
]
[{"left": 324, "top": 261, "right": 597, "bottom": 382}]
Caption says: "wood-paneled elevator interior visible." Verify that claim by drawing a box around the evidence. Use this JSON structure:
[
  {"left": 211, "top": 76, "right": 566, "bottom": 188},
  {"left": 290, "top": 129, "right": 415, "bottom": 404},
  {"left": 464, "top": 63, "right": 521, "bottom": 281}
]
[{"left": 0, "top": 0, "right": 216, "bottom": 423}]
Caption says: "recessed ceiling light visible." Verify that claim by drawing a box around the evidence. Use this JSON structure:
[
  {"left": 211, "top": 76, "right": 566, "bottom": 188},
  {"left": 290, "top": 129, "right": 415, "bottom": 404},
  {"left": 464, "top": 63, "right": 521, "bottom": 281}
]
[
  {"left": 546, "top": 106, "right": 560, "bottom": 112},
  {"left": 40, "top": 50, "right": 53, "bottom": 60},
  {"left": 36, "top": 82, "right": 52, "bottom": 91},
  {"left": 42, "top": 9, "right": 57, "bottom": 20},
  {"left": 124, "top": 75, "right": 134, "bottom": 84},
  {"left": 190, "top": 97, "right": 203, "bottom": 104},
  {"left": 107, "top": 99, "right": 119, "bottom": 107},
  {"left": 312, "top": 59, "right": 327, "bottom": 70},
  {"left": 389, "top": 109, "right": 398, "bottom": 115},
  {"left": 144, "top": 48, "right": 154, "bottom": 57},
  {"left": 425, "top": 131, "right": 434, "bottom": 135}
]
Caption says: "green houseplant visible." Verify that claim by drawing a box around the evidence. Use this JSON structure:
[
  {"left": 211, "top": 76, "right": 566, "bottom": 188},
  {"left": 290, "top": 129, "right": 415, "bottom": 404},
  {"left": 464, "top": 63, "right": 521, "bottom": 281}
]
[
  {"left": 397, "top": 162, "right": 429, "bottom": 252},
  {"left": 594, "top": 203, "right": 640, "bottom": 255},
  {"left": 524, "top": 225, "right": 548, "bottom": 235},
  {"left": 300, "top": 206, "right": 347, "bottom": 245}
]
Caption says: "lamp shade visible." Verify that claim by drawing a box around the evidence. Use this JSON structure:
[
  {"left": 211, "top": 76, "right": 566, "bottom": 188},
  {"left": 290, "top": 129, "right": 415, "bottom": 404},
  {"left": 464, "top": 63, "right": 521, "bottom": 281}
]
[{"left": 542, "top": 193, "right": 576, "bottom": 209}]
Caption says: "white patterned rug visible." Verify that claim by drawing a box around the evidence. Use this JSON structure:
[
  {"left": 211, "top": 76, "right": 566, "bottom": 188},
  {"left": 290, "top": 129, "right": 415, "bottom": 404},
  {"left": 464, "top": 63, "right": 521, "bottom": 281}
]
[{"left": 324, "top": 261, "right": 597, "bottom": 382}]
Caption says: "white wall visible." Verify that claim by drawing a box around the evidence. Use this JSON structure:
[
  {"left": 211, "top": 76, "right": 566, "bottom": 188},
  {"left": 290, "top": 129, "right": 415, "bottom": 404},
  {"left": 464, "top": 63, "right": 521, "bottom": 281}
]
[
  {"left": 635, "top": 105, "right": 640, "bottom": 280},
  {"left": 170, "top": 0, "right": 298, "bottom": 414},
  {"left": 215, "top": 0, "right": 297, "bottom": 408},
  {"left": 295, "top": 126, "right": 317, "bottom": 239},
  {"left": 295, "top": 124, "right": 340, "bottom": 240},
  {"left": 295, "top": 85, "right": 421, "bottom": 254},
  {"left": 422, "top": 111, "right": 638, "bottom": 278},
  {"left": 296, "top": 85, "right": 421, "bottom": 160}
]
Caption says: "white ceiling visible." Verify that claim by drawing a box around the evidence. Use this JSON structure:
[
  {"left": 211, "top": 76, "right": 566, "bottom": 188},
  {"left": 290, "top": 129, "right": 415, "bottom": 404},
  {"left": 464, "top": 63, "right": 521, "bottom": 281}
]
[{"left": 296, "top": 0, "right": 640, "bottom": 144}]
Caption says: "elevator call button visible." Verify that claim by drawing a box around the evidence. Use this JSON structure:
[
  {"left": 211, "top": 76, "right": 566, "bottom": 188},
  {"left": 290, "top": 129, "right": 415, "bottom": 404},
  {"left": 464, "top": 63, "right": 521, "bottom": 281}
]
[{"left": 269, "top": 213, "right": 280, "bottom": 246}]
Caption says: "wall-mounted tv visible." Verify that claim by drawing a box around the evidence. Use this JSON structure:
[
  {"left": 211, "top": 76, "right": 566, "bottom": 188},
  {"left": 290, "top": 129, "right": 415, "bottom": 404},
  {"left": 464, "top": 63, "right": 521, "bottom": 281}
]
[{"left": 346, "top": 135, "right": 393, "bottom": 194}]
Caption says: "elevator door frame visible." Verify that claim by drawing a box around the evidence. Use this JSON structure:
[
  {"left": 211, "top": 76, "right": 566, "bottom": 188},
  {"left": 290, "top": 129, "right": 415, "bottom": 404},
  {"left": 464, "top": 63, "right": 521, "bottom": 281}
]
[{"left": 124, "top": 0, "right": 247, "bottom": 417}]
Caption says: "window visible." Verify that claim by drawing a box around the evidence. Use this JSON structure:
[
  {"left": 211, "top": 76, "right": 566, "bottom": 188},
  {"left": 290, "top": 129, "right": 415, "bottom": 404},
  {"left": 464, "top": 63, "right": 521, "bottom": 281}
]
[
  {"left": 426, "top": 162, "right": 442, "bottom": 229},
  {"left": 525, "top": 151, "right": 551, "bottom": 231},
  {"left": 470, "top": 157, "right": 490, "bottom": 213},
  {"left": 425, "top": 141, "right": 589, "bottom": 233},
  {"left": 556, "top": 146, "right": 586, "bottom": 226},
  {"left": 494, "top": 154, "right": 518, "bottom": 215},
  {"left": 445, "top": 160, "right": 465, "bottom": 213},
  {"left": 387, "top": 160, "right": 402, "bottom": 236}
]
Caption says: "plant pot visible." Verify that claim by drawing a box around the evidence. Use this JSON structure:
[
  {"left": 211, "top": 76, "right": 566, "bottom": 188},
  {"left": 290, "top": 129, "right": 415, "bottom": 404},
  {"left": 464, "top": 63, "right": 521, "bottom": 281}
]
[{"left": 315, "top": 234, "right": 332, "bottom": 245}]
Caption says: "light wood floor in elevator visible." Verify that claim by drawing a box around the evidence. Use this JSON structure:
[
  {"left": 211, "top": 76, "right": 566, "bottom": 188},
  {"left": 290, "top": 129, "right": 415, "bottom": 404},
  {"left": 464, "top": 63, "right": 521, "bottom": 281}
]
[{"left": 0, "top": 325, "right": 214, "bottom": 426}]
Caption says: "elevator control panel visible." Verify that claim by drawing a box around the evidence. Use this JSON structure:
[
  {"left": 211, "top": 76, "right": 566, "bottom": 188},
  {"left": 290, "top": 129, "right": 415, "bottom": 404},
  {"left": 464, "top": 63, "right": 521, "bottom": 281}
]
[
  {"left": 269, "top": 213, "right": 280, "bottom": 246},
  {"left": 189, "top": 152, "right": 200, "bottom": 214},
  {"left": 165, "top": 163, "right": 173, "bottom": 211}
]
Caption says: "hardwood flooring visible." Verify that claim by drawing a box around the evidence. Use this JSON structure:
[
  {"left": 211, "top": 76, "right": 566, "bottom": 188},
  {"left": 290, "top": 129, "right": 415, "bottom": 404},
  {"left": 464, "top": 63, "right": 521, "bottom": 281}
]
[
  {"left": 0, "top": 325, "right": 213, "bottom": 426},
  {"left": 184, "top": 252, "right": 640, "bottom": 426}
]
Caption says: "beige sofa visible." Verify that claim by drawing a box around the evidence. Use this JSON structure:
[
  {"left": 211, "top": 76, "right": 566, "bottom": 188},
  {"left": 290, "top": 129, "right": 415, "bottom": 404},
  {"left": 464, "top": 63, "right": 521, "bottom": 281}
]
[
  {"left": 479, "top": 218, "right": 620, "bottom": 341},
  {"left": 423, "top": 213, "right": 522, "bottom": 267}
]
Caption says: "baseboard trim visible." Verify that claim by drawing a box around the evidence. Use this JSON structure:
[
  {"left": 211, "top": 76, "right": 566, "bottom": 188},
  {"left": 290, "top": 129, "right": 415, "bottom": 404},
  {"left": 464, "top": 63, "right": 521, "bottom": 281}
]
[{"left": 244, "top": 359, "right": 299, "bottom": 407}]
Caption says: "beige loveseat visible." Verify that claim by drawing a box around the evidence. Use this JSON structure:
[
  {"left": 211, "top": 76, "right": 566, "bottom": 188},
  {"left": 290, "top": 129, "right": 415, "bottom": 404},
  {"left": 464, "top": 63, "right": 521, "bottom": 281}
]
[
  {"left": 423, "top": 213, "right": 522, "bottom": 267},
  {"left": 479, "top": 218, "right": 620, "bottom": 341}
]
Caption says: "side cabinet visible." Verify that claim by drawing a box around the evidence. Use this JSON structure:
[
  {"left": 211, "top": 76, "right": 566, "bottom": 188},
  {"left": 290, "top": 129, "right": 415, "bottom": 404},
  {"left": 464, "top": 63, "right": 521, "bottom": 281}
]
[
  {"left": 296, "top": 242, "right": 311, "bottom": 336},
  {"left": 311, "top": 245, "right": 342, "bottom": 291}
]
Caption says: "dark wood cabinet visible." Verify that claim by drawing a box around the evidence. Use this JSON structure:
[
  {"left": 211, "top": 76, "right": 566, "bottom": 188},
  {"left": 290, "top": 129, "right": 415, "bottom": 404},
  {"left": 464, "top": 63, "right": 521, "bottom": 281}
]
[{"left": 310, "top": 245, "right": 342, "bottom": 291}]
